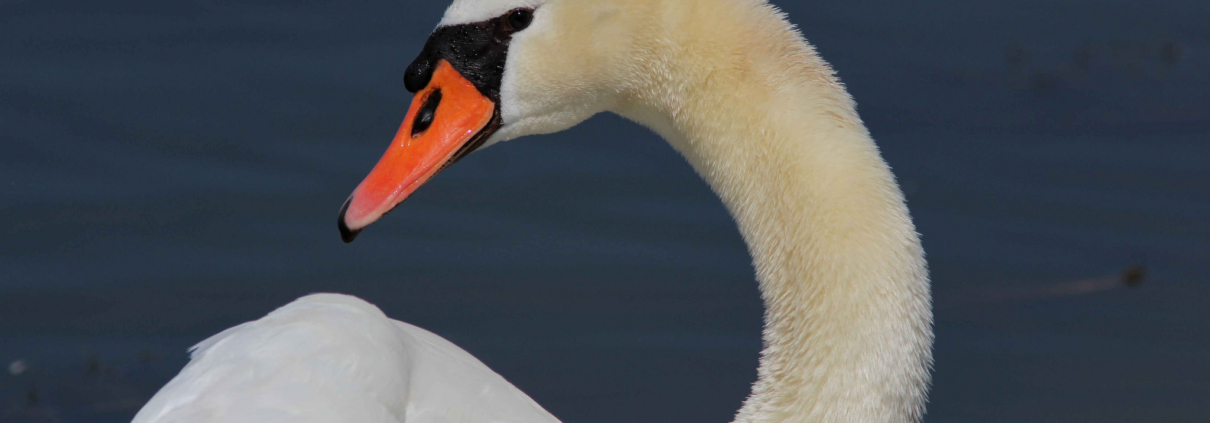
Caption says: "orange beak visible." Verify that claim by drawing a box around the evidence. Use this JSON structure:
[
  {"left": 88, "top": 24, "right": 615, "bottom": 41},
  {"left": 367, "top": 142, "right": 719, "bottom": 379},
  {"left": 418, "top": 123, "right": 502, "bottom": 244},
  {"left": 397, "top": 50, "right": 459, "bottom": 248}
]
[{"left": 339, "top": 60, "right": 498, "bottom": 242}]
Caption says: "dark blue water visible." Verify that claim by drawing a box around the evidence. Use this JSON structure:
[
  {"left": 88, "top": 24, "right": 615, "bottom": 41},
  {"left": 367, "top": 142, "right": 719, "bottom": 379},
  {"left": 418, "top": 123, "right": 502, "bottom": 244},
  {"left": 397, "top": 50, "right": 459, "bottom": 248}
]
[{"left": 2, "top": 0, "right": 1208, "bottom": 422}]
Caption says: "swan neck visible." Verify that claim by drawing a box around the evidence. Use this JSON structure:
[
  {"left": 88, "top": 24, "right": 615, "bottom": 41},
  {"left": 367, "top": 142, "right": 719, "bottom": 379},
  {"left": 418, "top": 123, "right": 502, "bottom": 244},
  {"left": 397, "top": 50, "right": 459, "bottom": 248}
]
[{"left": 612, "top": 2, "right": 933, "bottom": 421}]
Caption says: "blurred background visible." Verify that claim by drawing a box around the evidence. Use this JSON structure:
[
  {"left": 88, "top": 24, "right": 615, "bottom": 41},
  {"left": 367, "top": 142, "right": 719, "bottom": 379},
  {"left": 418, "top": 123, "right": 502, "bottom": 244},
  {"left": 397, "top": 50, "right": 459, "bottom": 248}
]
[{"left": 2, "top": 0, "right": 1208, "bottom": 422}]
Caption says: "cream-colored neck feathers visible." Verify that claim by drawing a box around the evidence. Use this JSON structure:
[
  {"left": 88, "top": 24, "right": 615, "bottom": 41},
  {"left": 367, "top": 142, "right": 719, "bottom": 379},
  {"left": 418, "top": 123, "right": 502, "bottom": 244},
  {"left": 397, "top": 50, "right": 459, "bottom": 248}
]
[{"left": 606, "top": 1, "right": 933, "bottom": 422}]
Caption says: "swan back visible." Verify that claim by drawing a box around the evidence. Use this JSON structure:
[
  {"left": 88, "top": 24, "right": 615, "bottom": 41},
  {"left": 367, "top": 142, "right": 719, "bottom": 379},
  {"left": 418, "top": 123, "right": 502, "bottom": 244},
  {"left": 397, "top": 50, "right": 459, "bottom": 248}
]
[{"left": 133, "top": 294, "right": 559, "bottom": 423}]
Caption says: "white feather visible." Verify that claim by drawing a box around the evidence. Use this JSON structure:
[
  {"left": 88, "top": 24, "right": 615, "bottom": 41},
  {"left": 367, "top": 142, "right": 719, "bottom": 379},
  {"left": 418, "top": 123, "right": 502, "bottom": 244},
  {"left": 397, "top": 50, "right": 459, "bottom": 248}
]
[
  {"left": 132, "top": 294, "right": 558, "bottom": 423},
  {"left": 438, "top": 0, "right": 547, "bottom": 27}
]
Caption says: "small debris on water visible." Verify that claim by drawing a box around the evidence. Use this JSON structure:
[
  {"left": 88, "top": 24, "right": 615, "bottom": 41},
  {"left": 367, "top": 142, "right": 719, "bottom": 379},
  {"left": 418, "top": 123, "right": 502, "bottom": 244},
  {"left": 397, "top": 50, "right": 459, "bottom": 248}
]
[
  {"left": 8, "top": 360, "right": 27, "bottom": 376},
  {"left": 1121, "top": 264, "right": 1146, "bottom": 288}
]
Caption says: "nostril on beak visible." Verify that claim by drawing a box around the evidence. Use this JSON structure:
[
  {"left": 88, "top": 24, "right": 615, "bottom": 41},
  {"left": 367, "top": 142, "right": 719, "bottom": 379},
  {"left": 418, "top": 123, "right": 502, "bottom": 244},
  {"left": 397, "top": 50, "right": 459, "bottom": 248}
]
[{"left": 412, "top": 90, "right": 442, "bottom": 137}]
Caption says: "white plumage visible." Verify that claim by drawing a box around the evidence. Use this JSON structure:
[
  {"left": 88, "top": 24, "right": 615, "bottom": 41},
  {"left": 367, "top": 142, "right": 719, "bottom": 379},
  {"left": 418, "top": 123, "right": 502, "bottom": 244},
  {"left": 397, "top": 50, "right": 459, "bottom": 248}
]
[
  {"left": 132, "top": 294, "right": 558, "bottom": 423},
  {"left": 136, "top": 0, "right": 933, "bottom": 421}
]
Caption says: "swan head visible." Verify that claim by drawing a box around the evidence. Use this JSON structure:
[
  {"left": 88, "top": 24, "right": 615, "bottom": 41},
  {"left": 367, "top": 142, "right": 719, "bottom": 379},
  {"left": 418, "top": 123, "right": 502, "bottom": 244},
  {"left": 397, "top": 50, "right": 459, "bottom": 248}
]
[{"left": 339, "top": 0, "right": 636, "bottom": 242}]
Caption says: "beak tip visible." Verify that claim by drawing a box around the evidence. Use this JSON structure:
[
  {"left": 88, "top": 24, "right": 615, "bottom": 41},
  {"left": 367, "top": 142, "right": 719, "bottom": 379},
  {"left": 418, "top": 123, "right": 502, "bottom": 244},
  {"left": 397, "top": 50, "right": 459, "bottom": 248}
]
[
  {"left": 339, "top": 221, "right": 361, "bottom": 244},
  {"left": 338, "top": 197, "right": 361, "bottom": 243}
]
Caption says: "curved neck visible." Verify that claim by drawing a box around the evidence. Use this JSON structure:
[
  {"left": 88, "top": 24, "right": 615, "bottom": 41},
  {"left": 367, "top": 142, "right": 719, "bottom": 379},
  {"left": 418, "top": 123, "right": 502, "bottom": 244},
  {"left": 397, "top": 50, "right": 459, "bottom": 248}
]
[{"left": 611, "top": 1, "right": 933, "bottom": 421}]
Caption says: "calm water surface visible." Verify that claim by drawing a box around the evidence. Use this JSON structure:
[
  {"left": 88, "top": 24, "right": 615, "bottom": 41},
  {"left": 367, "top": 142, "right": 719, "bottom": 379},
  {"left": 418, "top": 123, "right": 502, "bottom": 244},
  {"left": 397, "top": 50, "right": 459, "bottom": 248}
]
[{"left": 2, "top": 0, "right": 1208, "bottom": 422}]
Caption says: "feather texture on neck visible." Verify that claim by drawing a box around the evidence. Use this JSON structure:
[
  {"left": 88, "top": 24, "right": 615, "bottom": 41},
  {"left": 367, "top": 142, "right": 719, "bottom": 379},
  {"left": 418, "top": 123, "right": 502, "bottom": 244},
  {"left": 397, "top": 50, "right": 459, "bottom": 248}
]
[{"left": 607, "top": 1, "right": 934, "bottom": 421}]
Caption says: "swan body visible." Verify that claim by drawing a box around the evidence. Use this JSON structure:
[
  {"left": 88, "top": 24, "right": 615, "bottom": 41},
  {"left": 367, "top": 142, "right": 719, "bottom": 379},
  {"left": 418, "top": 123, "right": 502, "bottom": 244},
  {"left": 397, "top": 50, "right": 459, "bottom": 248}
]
[
  {"left": 139, "top": 0, "right": 933, "bottom": 422},
  {"left": 132, "top": 294, "right": 558, "bottom": 423}
]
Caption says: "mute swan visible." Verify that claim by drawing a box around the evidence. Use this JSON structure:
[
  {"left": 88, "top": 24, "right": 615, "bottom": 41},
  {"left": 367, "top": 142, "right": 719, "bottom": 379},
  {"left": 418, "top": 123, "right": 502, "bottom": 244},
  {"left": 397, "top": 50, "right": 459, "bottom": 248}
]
[{"left": 134, "top": 0, "right": 933, "bottom": 422}]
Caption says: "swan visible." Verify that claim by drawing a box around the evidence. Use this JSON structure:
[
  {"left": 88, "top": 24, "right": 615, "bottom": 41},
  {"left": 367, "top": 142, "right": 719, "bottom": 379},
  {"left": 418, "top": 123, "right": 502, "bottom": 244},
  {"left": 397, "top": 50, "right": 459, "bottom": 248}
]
[{"left": 133, "top": 0, "right": 933, "bottom": 421}]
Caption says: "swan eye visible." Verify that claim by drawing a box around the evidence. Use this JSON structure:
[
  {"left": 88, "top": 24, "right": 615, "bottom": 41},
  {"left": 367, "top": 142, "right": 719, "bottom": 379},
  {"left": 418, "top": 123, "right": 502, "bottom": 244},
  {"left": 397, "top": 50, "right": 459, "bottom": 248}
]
[{"left": 505, "top": 8, "right": 533, "bottom": 32}]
